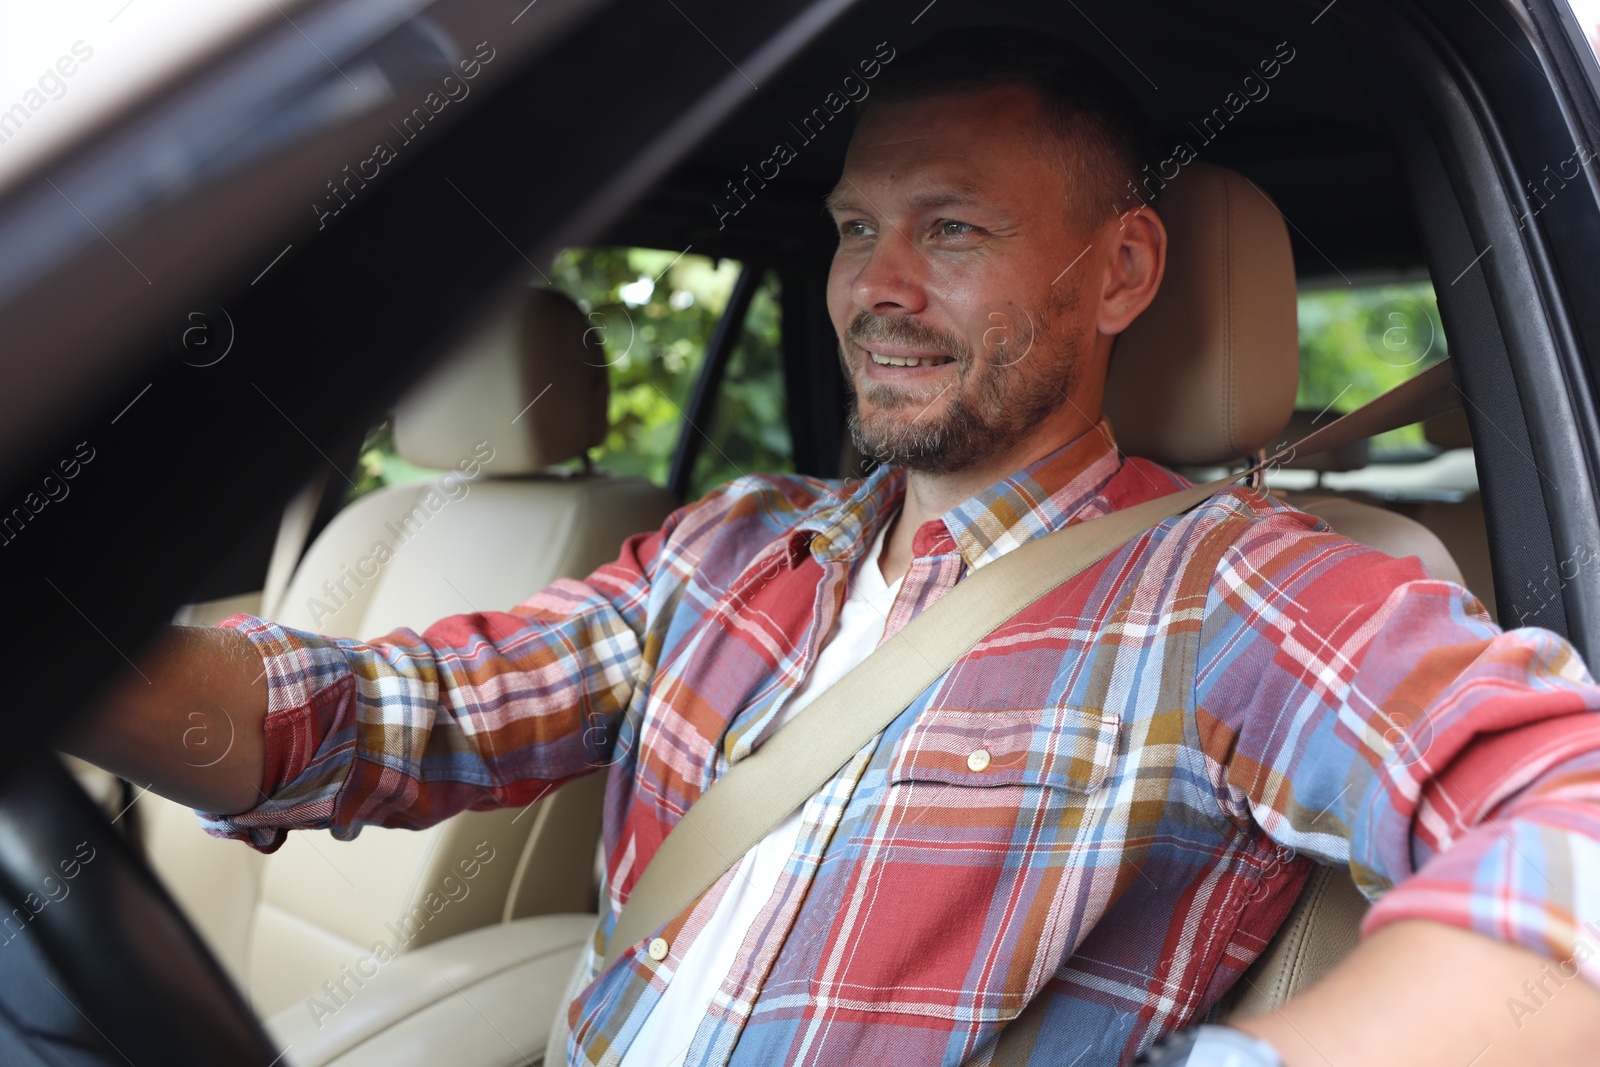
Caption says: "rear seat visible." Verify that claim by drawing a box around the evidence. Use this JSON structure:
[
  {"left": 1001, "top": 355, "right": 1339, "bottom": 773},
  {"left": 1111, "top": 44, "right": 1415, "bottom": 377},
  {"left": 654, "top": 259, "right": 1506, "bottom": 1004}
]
[{"left": 141, "top": 287, "right": 676, "bottom": 1016}]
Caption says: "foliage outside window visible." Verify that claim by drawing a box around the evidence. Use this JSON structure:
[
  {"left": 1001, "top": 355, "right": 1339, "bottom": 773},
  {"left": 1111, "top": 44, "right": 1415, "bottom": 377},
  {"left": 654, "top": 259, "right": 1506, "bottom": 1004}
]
[
  {"left": 1295, "top": 281, "right": 1448, "bottom": 457},
  {"left": 546, "top": 247, "right": 791, "bottom": 496},
  {"left": 349, "top": 247, "right": 791, "bottom": 504},
  {"left": 686, "top": 279, "right": 790, "bottom": 499}
]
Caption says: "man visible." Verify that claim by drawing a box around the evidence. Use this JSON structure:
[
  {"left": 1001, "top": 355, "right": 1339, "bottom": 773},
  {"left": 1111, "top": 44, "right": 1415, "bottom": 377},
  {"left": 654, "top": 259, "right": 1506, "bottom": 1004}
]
[{"left": 74, "top": 29, "right": 1600, "bottom": 1067}]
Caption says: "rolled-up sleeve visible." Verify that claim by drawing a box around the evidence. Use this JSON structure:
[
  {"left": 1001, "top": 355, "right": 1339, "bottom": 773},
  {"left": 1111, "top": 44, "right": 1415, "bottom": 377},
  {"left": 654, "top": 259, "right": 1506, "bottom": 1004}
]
[
  {"left": 1194, "top": 507, "right": 1600, "bottom": 987},
  {"left": 200, "top": 522, "right": 668, "bottom": 853}
]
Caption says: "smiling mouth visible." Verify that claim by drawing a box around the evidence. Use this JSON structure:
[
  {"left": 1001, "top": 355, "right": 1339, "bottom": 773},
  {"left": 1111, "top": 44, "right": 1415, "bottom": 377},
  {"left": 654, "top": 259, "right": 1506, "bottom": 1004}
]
[{"left": 868, "top": 351, "right": 956, "bottom": 368}]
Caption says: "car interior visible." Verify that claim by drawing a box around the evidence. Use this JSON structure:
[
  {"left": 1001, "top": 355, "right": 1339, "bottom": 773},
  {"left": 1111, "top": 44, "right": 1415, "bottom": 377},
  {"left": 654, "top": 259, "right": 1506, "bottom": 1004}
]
[{"left": 4, "top": 0, "right": 1600, "bottom": 1064}]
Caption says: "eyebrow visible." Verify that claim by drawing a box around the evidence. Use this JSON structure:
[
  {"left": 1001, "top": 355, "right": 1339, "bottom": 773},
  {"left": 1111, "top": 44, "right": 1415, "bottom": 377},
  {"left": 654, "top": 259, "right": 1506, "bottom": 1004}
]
[
  {"left": 823, "top": 181, "right": 990, "bottom": 217},
  {"left": 822, "top": 188, "right": 857, "bottom": 215}
]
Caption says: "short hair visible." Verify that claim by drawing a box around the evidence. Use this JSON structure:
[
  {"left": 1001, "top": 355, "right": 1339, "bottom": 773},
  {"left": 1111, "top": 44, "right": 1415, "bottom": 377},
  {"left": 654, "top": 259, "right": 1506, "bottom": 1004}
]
[{"left": 868, "top": 28, "right": 1156, "bottom": 225}]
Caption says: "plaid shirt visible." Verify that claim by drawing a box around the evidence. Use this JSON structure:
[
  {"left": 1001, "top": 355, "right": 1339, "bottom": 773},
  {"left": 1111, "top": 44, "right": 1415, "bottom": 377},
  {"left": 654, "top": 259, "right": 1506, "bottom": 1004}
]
[{"left": 210, "top": 422, "right": 1600, "bottom": 1065}]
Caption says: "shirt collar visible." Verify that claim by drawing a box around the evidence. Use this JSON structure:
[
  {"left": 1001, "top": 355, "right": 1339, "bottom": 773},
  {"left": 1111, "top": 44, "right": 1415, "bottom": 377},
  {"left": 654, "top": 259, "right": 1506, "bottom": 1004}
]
[
  {"left": 796, "top": 419, "right": 1124, "bottom": 572},
  {"left": 941, "top": 419, "right": 1123, "bottom": 571}
]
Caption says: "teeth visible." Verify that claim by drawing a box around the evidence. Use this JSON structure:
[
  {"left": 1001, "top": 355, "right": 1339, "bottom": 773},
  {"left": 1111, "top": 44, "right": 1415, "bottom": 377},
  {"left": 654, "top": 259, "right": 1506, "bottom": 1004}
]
[{"left": 870, "top": 352, "right": 952, "bottom": 368}]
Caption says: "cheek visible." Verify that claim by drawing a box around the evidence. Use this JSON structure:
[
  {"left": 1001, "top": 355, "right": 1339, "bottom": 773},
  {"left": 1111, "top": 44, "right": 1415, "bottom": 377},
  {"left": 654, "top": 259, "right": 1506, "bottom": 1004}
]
[{"left": 826, "top": 260, "right": 854, "bottom": 332}]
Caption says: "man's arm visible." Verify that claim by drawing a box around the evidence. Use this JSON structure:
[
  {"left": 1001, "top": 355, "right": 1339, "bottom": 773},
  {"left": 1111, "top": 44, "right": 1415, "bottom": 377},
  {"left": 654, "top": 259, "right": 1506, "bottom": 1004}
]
[
  {"left": 67, "top": 625, "right": 268, "bottom": 815},
  {"left": 1236, "top": 920, "right": 1600, "bottom": 1066},
  {"left": 63, "top": 515, "right": 672, "bottom": 851},
  {"left": 1195, "top": 502, "right": 1600, "bottom": 1064}
]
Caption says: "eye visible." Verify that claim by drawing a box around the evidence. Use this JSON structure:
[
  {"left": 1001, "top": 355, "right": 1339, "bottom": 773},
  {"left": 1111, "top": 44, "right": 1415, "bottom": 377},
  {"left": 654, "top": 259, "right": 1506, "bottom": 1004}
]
[
  {"left": 839, "top": 220, "right": 874, "bottom": 238},
  {"left": 936, "top": 220, "right": 979, "bottom": 239}
]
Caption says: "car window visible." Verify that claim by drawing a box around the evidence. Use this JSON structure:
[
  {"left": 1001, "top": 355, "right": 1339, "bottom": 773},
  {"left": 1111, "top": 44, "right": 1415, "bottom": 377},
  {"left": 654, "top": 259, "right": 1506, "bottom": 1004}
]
[
  {"left": 549, "top": 247, "right": 790, "bottom": 498},
  {"left": 348, "top": 247, "right": 790, "bottom": 503},
  {"left": 1264, "top": 278, "right": 1465, "bottom": 498},
  {"left": 1295, "top": 279, "right": 1448, "bottom": 457},
  {"left": 682, "top": 272, "right": 790, "bottom": 500}
]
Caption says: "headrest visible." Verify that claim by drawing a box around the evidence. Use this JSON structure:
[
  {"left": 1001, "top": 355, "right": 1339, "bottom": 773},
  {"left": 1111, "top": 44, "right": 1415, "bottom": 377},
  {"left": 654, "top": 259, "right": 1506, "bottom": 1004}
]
[
  {"left": 1104, "top": 164, "right": 1299, "bottom": 466},
  {"left": 394, "top": 288, "right": 609, "bottom": 474}
]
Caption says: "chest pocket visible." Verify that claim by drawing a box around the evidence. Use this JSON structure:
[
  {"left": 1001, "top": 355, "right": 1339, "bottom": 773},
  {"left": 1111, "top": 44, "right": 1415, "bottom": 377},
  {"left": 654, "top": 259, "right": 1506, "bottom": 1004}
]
[
  {"left": 808, "top": 704, "right": 1120, "bottom": 1026},
  {"left": 887, "top": 705, "right": 1119, "bottom": 793}
]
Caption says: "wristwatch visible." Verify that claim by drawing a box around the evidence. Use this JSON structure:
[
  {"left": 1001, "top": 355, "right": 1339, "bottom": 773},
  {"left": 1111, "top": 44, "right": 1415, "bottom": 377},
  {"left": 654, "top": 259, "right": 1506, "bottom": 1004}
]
[{"left": 1134, "top": 1025, "right": 1285, "bottom": 1066}]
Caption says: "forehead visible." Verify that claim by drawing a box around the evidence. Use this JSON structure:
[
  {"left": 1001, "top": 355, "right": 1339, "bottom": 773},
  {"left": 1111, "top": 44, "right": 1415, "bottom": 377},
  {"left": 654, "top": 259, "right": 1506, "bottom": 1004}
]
[{"left": 829, "top": 86, "right": 1063, "bottom": 210}]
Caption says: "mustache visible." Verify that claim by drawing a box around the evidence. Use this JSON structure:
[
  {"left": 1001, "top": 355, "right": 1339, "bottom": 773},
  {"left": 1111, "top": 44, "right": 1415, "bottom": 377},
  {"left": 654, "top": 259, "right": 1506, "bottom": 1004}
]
[{"left": 845, "top": 313, "right": 968, "bottom": 360}]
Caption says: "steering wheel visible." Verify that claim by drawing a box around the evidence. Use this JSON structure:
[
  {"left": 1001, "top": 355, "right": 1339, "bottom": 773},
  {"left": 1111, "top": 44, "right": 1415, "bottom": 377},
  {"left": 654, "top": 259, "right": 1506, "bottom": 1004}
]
[{"left": 0, "top": 750, "right": 282, "bottom": 1066}]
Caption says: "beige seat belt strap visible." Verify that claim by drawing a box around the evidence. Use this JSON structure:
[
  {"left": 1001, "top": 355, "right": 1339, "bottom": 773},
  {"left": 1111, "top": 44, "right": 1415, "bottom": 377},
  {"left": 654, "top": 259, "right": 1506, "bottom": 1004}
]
[{"left": 603, "top": 358, "right": 1459, "bottom": 970}]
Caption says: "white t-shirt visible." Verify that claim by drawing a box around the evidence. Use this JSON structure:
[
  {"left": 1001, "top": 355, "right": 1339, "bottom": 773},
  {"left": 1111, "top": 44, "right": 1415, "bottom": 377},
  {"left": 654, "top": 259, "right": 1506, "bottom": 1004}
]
[{"left": 620, "top": 521, "right": 903, "bottom": 1066}]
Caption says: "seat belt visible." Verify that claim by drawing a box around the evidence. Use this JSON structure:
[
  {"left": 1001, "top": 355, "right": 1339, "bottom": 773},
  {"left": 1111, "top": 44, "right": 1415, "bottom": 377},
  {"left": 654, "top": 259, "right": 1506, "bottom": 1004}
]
[{"left": 602, "top": 358, "right": 1459, "bottom": 970}]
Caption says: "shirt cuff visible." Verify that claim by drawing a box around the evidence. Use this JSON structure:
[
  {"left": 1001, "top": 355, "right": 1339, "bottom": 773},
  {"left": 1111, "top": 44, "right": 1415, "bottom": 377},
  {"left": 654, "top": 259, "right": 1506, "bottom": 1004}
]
[{"left": 195, "top": 613, "right": 362, "bottom": 853}]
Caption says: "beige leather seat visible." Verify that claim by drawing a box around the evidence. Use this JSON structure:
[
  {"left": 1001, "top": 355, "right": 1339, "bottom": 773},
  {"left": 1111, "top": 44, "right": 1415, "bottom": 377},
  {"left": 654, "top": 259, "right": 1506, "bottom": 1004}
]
[
  {"left": 1400, "top": 409, "right": 1498, "bottom": 621},
  {"left": 141, "top": 287, "right": 676, "bottom": 1022},
  {"left": 266, "top": 167, "right": 1469, "bottom": 1065},
  {"left": 1109, "top": 163, "right": 1468, "bottom": 1021},
  {"left": 1267, "top": 409, "right": 1465, "bottom": 589}
]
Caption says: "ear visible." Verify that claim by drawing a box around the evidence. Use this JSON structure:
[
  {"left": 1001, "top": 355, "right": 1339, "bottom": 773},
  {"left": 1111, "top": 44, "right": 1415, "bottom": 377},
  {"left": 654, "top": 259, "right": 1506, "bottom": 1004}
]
[{"left": 1095, "top": 206, "right": 1166, "bottom": 336}]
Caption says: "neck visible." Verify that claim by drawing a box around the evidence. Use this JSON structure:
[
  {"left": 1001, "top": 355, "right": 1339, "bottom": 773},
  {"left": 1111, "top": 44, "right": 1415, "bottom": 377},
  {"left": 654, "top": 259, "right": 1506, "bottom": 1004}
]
[
  {"left": 871, "top": 340, "right": 1114, "bottom": 586},
  {"left": 875, "top": 419, "right": 1094, "bottom": 586}
]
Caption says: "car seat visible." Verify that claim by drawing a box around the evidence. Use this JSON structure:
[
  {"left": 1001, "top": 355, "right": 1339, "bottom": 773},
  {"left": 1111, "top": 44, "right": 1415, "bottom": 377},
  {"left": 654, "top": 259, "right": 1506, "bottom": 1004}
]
[{"left": 139, "top": 287, "right": 677, "bottom": 1020}]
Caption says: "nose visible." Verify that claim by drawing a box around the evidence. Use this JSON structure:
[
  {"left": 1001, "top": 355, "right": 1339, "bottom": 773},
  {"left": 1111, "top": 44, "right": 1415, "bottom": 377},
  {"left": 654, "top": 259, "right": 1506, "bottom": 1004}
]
[{"left": 848, "top": 227, "right": 929, "bottom": 317}]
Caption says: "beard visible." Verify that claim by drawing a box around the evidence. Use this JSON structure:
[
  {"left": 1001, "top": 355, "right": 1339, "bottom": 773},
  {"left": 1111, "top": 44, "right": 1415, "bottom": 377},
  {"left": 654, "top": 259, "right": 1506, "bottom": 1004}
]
[{"left": 840, "top": 297, "right": 1081, "bottom": 474}]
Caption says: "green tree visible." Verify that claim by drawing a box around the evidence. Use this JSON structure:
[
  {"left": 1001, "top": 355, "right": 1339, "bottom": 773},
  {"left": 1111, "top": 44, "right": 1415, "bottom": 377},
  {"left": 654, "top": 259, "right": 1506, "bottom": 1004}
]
[
  {"left": 1296, "top": 281, "right": 1447, "bottom": 455},
  {"left": 349, "top": 247, "right": 792, "bottom": 504}
]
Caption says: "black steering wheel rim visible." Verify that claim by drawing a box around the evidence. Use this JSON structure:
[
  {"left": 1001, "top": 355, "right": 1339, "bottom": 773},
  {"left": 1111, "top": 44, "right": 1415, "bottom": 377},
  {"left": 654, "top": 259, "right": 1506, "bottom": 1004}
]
[{"left": 0, "top": 750, "right": 282, "bottom": 1066}]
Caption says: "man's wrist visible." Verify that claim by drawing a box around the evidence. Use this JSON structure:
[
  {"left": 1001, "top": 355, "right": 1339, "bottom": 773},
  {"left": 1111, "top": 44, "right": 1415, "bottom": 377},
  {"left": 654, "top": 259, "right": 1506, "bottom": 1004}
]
[{"left": 1136, "top": 1025, "right": 1284, "bottom": 1066}]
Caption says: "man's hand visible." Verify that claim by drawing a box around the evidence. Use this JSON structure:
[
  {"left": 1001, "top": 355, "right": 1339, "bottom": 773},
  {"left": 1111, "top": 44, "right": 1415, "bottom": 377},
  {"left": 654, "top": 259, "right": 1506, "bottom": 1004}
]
[
  {"left": 1234, "top": 919, "right": 1600, "bottom": 1066},
  {"left": 65, "top": 625, "right": 269, "bottom": 814}
]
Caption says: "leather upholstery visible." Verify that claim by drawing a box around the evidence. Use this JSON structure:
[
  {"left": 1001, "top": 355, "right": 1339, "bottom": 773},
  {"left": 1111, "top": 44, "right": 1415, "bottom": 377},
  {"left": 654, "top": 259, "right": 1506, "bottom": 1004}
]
[
  {"left": 1107, "top": 164, "right": 1300, "bottom": 467},
  {"left": 395, "top": 287, "right": 610, "bottom": 474},
  {"left": 1221, "top": 866, "right": 1369, "bottom": 1021},
  {"left": 1285, "top": 493, "right": 1465, "bottom": 587},
  {"left": 144, "top": 287, "right": 676, "bottom": 1019},
  {"left": 265, "top": 913, "right": 593, "bottom": 1066},
  {"left": 1399, "top": 493, "right": 1497, "bottom": 620}
]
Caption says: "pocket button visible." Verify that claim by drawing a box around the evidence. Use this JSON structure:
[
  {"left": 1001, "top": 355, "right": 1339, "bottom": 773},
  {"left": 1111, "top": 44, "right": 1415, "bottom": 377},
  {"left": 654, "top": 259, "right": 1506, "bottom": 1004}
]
[{"left": 966, "top": 748, "right": 992, "bottom": 773}]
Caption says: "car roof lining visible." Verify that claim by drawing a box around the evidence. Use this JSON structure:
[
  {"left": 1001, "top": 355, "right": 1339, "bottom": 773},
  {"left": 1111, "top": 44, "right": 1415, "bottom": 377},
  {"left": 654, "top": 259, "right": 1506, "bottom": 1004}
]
[{"left": 598, "top": 0, "right": 1429, "bottom": 282}]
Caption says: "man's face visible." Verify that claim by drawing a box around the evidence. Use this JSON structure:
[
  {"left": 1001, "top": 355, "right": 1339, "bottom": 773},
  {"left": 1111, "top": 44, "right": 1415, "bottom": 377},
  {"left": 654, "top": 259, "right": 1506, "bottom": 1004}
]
[{"left": 826, "top": 85, "right": 1100, "bottom": 473}]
